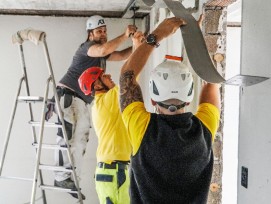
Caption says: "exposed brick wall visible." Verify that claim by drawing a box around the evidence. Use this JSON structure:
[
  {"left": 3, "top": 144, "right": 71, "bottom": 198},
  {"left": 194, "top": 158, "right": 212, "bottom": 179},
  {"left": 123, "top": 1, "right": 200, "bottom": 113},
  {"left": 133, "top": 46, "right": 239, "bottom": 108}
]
[
  {"left": 206, "top": 0, "right": 237, "bottom": 7},
  {"left": 202, "top": 4, "right": 228, "bottom": 204}
]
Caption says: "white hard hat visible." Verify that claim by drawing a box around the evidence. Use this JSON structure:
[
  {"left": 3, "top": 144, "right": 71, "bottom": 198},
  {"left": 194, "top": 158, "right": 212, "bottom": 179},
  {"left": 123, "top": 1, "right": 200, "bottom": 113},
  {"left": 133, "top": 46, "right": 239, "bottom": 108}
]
[
  {"left": 149, "top": 55, "right": 194, "bottom": 103},
  {"left": 86, "top": 15, "right": 106, "bottom": 30}
]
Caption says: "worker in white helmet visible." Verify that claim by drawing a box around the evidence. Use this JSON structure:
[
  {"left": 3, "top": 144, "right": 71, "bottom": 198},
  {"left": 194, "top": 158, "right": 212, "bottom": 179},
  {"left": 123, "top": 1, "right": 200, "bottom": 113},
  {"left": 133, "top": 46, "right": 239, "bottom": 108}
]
[
  {"left": 48, "top": 15, "right": 137, "bottom": 200},
  {"left": 119, "top": 17, "right": 221, "bottom": 203}
]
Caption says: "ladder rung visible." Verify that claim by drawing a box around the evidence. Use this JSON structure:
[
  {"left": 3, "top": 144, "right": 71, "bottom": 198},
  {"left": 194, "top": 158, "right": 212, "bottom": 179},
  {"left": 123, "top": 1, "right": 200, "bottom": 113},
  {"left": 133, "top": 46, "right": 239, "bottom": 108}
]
[
  {"left": 32, "top": 143, "right": 68, "bottom": 150},
  {"left": 0, "top": 176, "right": 33, "bottom": 182},
  {"left": 39, "top": 165, "right": 74, "bottom": 172},
  {"left": 18, "top": 96, "right": 44, "bottom": 102},
  {"left": 29, "top": 121, "right": 62, "bottom": 128},
  {"left": 40, "top": 184, "right": 79, "bottom": 194}
]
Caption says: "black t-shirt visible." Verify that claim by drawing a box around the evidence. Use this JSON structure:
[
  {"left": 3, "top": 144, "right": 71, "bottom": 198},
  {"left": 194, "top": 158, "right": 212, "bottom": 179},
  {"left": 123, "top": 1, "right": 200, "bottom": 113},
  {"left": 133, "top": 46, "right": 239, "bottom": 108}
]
[
  {"left": 130, "top": 113, "right": 214, "bottom": 204},
  {"left": 59, "top": 41, "right": 109, "bottom": 103}
]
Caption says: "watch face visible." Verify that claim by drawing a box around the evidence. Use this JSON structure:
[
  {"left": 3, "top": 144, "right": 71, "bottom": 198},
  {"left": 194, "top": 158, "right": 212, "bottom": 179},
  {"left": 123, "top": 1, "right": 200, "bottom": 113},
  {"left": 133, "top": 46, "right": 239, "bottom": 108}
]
[
  {"left": 147, "top": 34, "right": 156, "bottom": 44},
  {"left": 146, "top": 34, "right": 159, "bottom": 47}
]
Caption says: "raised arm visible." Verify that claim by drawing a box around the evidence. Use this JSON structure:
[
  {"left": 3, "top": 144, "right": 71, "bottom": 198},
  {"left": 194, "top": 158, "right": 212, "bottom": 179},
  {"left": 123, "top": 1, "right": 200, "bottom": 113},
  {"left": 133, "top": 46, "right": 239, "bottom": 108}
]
[
  {"left": 107, "top": 46, "right": 132, "bottom": 61},
  {"left": 199, "top": 82, "right": 221, "bottom": 110},
  {"left": 107, "top": 30, "right": 146, "bottom": 61},
  {"left": 88, "top": 25, "right": 137, "bottom": 58},
  {"left": 119, "top": 17, "right": 186, "bottom": 112}
]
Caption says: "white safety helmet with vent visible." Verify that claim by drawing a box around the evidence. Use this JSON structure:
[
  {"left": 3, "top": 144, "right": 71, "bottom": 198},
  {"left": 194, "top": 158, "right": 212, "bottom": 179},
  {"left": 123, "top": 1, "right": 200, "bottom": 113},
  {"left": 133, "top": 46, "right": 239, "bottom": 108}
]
[
  {"left": 86, "top": 15, "right": 106, "bottom": 30},
  {"left": 149, "top": 55, "right": 194, "bottom": 103}
]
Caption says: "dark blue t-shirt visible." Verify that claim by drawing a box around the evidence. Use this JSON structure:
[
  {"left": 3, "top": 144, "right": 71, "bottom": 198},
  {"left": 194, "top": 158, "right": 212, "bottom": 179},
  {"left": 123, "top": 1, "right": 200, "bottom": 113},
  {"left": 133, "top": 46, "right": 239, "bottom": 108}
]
[{"left": 60, "top": 41, "right": 109, "bottom": 103}]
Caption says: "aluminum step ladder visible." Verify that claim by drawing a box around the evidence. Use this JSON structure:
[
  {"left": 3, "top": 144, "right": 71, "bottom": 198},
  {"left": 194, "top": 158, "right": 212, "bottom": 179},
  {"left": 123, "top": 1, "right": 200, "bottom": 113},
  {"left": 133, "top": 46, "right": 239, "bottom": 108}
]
[{"left": 0, "top": 29, "right": 84, "bottom": 204}]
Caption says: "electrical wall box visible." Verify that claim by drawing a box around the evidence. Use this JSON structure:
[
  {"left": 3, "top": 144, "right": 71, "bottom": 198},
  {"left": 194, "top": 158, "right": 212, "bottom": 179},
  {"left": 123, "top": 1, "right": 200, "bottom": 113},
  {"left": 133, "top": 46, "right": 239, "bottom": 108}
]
[{"left": 241, "top": 166, "right": 248, "bottom": 188}]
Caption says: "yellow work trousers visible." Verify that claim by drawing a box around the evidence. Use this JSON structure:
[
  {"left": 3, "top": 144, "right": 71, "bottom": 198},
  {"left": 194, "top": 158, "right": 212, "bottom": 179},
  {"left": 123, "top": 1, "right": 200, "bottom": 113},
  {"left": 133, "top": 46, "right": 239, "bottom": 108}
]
[{"left": 95, "top": 165, "right": 130, "bottom": 204}]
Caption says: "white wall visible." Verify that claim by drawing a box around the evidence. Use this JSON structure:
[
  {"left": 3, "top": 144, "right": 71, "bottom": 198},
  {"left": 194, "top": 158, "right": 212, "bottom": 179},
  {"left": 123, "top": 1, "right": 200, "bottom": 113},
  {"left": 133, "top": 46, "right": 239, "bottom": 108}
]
[
  {"left": 238, "top": 1, "right": 271, "bottom": 203},
  {"left": 0, "top": 15, "right": 138, "bottom": 204},
  {"left": 222, "top": 2, "right": 242, "bottom": 203},
  {"left": 222, "top": 26, "right": 241, "bottom": 204}
]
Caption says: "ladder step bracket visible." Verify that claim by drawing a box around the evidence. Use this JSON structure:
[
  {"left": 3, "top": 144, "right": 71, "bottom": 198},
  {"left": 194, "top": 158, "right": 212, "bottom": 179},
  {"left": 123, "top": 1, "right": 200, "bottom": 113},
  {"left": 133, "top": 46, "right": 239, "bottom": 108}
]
[
  {"left": 32, "top": 143, "right": 68, "bottom": 150},
  {"left": 18, "top": 96, "right": 44, "bottom": 102},
  {"left": 29, "top": 121, "right": 62, "bottom": 128},
  {"left": 0, "top": 176, "right": 33, "bottom": 182},
  {"left": 40, "top": 184, "right": 79, "bottom": 194},
  {"left": 39, "top": 165, "right": 74, "bottom": 172}
]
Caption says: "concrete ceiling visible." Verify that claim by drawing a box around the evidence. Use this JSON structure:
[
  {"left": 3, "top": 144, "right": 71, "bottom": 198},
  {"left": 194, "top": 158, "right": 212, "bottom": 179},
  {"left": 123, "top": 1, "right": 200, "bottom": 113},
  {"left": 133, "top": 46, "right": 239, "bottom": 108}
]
[
  {"left": 0, "top": 0, "right": 240, "bottom": 21},
  {"left": 0, "top": 0, "right": 151, "bottom": 18}
]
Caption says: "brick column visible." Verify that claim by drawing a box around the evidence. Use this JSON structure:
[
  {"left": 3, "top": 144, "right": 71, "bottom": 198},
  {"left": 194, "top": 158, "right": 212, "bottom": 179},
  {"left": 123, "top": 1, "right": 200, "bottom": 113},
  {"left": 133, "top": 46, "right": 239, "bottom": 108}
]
[
  {"left": 201, "top": 1, "right": 238, "bottom": 203},
  {"left": 202, "top": 4, "right": 227, "bottom": 204}
]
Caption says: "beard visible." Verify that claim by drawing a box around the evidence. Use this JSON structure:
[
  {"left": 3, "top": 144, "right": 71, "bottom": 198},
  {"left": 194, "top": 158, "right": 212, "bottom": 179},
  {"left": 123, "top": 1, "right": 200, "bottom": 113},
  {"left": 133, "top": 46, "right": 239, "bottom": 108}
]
[{"left": 94, "top": 37, "right": 107, "bottom": 44}]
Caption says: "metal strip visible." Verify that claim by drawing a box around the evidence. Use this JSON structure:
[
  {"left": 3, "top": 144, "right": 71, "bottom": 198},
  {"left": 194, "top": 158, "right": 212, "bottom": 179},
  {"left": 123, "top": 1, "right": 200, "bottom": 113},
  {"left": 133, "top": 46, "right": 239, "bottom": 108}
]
[
  {"left": 163, "top": 0, "right": 226, "bottom": 83},
  {"left": 225, "top": 75, "right": 269, "bottom": 86}
]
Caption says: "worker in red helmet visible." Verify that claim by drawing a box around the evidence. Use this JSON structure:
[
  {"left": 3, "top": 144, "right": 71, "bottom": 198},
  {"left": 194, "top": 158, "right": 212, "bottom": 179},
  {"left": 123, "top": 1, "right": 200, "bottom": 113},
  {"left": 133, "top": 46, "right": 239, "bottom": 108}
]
[
  {"left": 46, "top": 15, "right": 137, "bottom": 200},
  {"left": 79, "top": 31, "right": 144, "bottom": 204}
]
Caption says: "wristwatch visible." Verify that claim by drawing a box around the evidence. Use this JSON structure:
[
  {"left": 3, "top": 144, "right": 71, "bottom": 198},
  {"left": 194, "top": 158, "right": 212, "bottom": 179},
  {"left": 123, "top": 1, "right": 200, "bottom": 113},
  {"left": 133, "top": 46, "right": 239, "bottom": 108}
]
[{"left": 146, "top": 34, "right": 160, "bottom": 48}]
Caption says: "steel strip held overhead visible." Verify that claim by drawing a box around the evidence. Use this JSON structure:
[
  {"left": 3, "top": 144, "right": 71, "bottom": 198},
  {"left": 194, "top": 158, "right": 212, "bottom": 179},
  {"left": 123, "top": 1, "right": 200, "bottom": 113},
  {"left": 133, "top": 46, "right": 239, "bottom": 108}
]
[
  {"left": 163, "top": 0, "right": 225, "bottom": 83},
  {"left": 141, "top": 0, "right": 269, "bottom": 86}
]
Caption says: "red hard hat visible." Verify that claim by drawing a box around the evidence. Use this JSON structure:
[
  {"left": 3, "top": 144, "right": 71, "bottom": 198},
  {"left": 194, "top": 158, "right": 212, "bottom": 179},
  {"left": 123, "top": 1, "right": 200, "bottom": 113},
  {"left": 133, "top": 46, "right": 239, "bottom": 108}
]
[{"left": 78, "top": 67, "right": 104, "bottom": 95}]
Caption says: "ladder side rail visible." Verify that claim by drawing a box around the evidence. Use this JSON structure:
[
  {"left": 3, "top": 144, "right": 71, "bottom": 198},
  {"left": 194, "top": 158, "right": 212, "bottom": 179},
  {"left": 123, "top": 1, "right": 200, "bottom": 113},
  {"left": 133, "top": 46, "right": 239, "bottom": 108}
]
[
  {"left": 19, "top": 43, "right": 47, "bottom": 204},
  {"left": 0, "top": 77, "right": 25, "bottom": 175},
  {"left": 30, "top": 78, "right": 51, "bottom": 204},
  {"left": 42, "top": 39, "right": 83, "bottom": 203},
  {"left": 19, "top": 44, "right": 38, "bottom": 143}
]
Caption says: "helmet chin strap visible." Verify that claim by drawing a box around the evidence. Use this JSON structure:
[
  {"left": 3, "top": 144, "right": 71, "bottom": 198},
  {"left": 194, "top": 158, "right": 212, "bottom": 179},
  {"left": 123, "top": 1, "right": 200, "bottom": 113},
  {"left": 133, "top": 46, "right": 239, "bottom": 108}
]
[
  {"left": 100, "top": 78, "right": 109, "bottom": 91},
  {"left": 156, "top": 101, "right": 187, "bottom": 112},
  {"left": 97, "top": 77, "right": 110, "bottom": 91},
  {"left": 90, "top": 77, "right": 109, "bottom": 96},
  {"left": 155, "top": 105, "right": 161, "bottom": 114}
]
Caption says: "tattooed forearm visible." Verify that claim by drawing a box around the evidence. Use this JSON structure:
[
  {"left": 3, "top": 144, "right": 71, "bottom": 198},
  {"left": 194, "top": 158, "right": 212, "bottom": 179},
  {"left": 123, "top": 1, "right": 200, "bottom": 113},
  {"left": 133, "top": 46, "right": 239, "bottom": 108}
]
[{"left": 119, "top": 70, "right": 144, "bottom": 112}]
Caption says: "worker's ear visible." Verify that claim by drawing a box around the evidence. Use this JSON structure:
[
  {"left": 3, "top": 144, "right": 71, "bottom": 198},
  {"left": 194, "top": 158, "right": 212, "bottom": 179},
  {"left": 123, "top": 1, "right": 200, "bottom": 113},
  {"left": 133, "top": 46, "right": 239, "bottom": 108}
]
[
  {"left": 88, "top": 31, "right": 94, "bottom": 40},
  {"left": 151, "top": 99, "right": 156, "bottom": 106},
  {"left": 197, "top": 14, "right": 204, "bottom": 29}
]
